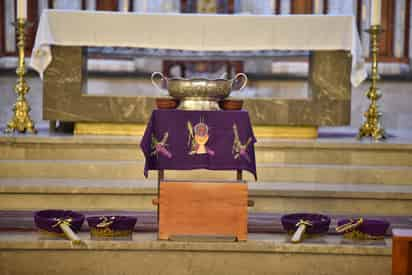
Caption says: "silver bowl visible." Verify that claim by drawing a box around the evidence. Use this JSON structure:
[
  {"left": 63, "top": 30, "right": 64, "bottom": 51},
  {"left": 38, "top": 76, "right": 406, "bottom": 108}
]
[{"left": 151, "top": 72, "right": 247, "bottom": 110}]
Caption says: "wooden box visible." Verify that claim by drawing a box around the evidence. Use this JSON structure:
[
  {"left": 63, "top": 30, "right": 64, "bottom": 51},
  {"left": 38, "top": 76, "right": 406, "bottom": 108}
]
[
  {"left": 157, "top": 181, "right": 248, "bottom": 241},
  {"left": 392, "top": 228, "right": 412, "bottom": 275}
]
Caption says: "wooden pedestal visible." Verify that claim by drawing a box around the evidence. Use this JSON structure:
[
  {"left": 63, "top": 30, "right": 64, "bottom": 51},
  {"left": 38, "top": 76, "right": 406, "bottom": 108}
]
[
  {"left": 156, "top": 181, "right": 248, "bottom": 241},
  {"left": 392, "top": 228, "right": 412, "bottom": 275}
]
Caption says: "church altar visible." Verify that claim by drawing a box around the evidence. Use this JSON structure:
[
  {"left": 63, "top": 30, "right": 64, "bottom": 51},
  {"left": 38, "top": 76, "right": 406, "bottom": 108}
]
[
  {"left": 32, "top": 10, "right": 360, "bottom": 129},
  {"left": 31, "top": 10, "right": 366, "bottom": 86}
]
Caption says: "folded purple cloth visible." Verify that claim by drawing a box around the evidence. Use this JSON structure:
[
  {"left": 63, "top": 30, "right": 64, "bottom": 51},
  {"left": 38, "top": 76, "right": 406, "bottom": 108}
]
[
  {"left": 140, "top": 110, "right": 257, "bottom": 179},
  {"left": 281, "top": 213, "right": 331, "bottom": 235},
  {"left": 34, "top": 209, "right": 85, "bottom": 234},
  {"left": 337, "top": 218, "right": 390, "bottom": 237}
]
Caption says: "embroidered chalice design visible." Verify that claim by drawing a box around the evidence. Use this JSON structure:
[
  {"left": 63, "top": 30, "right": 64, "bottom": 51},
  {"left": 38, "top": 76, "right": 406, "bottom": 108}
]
[
  {"left": 232, "top": 124, "right": 252, "bottom": 162},
  {"left": 187, "top": 119, "right": 215, "bottom": 156},
  {"left": 151, "top": 132, "right": 172, "bottom": 159}
]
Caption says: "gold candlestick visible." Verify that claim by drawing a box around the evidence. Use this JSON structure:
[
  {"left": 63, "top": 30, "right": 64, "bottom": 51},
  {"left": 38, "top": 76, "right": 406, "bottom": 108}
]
[
  {"left": 4, "top": 18, "right": 37, "bottom": 134},
  {"left": 358, "top": 25, "right": 385, "bottom": 140}
]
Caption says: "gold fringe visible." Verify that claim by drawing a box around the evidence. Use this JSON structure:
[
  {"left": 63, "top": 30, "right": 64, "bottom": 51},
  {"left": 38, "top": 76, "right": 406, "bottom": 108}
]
[
  {"left": 75, "top": 122, "right": 318, "bottom": 139},
  {"left": 90, "top": 227, "right": 133, "bottom": 238},
  {"left": 343, "top": 230, "right": 385, "bottom": 240}
]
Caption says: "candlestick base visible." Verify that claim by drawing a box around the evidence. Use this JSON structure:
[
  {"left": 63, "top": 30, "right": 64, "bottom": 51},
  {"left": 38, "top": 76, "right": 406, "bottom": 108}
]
[
  {"left": 4, "top": 19, "right": 37, "bottom": 134},
  {"left": 4, "top": 97, "right": 37, "bottom": 134}
]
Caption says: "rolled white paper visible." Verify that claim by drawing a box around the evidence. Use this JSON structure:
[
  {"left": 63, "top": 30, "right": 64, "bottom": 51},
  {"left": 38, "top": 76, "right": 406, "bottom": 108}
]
[
  {"left": 17, "top": 0, "right": 27, "bottom": 19},
  {"left": 371, "top": 0, "right": 381, "bottom": 26},
  {"left": 59, "top": 223, "right": 81, "bottom": 244},
  {"left": 291, "top": 224, "right": 307, "bottom": 243}
]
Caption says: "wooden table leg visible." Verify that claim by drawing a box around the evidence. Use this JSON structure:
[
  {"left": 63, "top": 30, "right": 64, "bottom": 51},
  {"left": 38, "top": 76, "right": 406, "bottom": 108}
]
[
  {"left": 49, "top": 120, "right": 57, "bottom": 132},
  {"left": 157, "top": 170, "right": 164, "bottom": 239},
  {"left": 236, "top": 170, "right": 243, "bottom": 181}
]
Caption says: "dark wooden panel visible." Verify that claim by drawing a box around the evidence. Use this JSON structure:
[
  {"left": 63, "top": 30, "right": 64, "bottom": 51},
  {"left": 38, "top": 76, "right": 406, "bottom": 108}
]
[
  {"left": 379, "top": 0, "right": 395, "bottom": 57},
  {"left": 275, "top": 0, "right": 281, "bottom": 14},
  {"left": 404, "top": 0, "right": 410, "bottom": 59},
  {"left": 291, "top": 0, "right": 313, "bottom": 14},
  {"left": 356, "top": 0, "right": 362, "bottom": 36},
  {"left": 367, "top": 56, "right": 410, "bottom": 64},
  {"left": 162, "top": 60, "right": 244, "bottom": 78},
  {"left": 217, "top": 0, "right": 234, "bottom": 14},
  {"left": 180, "top": 0, "right": 197, "bottom": 13},
  {"left": 96, "top": 0, "right": 118, "bottom": 11},
  {"left": 0, "top": 0, "right": 4, "bottom": 56},
  {"left": 26, "top": 0, "right": 38, "bottom": 55},
  {"left": 323, "top": 0, "right": 328, "bottom": 14}
]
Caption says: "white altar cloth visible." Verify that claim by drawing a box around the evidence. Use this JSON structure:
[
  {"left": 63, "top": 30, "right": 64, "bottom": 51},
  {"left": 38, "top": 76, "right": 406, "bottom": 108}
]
[{"left": 30, "top": 10, "right": 366, "bottom": 86}]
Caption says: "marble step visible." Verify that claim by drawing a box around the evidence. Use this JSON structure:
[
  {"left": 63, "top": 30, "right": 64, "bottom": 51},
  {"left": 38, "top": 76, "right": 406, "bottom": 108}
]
[
  {"left": 0, "top": 159, "right": 411, "bottom": 184},
  {"left": 0, "top": 230, "right": 392, "bottom": 275},
  {"left": 1, "top": 134, "right": 412, "bottom": 166},
  {"left": 1, "top": 178, "right": 412, "bottom": 216}
]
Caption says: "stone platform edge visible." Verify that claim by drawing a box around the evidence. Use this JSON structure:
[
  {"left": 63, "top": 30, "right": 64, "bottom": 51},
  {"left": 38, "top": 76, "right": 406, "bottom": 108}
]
[{"left": 0, "top": 232, "right": 391, "bottom": 256}]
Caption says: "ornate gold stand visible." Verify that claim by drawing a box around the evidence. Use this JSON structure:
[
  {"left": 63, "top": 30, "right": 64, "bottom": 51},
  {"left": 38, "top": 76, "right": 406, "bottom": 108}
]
[
  {"left": 358, "top": 25, "right": 385, "bottom": 140},
  {"left": 4, "top": 19, "right": 37, "bottom": 134}
]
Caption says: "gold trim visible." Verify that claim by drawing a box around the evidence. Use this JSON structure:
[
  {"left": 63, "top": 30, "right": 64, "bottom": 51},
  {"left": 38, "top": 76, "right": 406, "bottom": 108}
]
[
  {"left": 74, "top": 123, "right": 146, "bottom": 136},
  {"left": 253, "top": 126, "right": 318, "bottom": 139},
  {"left": 75, "top": 123, "right": 318, "bottom": 139},
  {"left": 343, "top": 230, "right": 384, "bottom": 240},
  {"left": 90, "top": 227, "right": 133, "bottom": 238}
]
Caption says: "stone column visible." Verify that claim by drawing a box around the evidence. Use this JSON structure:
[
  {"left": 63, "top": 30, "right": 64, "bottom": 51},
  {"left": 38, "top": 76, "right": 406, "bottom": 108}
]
[
  {"left": 133, "top": 0, "right": 149, "bottom": 12},
  {"left": 160, "top": 0, "right": 180, "bottom": 13},
  {"left": 38, "top": 0, "right": 49, "bottom": 14},
  {"left": 118, "top": 0, "right": 129, "bottom": 11},
  {"left": 280, "top": 0, "right": 291, "bottom": 14},
  {"left": 313, "top": 0, "right": 324, "bottom": 14},
  {"left": 327, "top": 0, "right": 357, "bottom": 15},
  {"left": 235, "top": 0, "right": 274, "bottom": 14},
  {"left": 394, "top": 0, "right": 406, "bottom": 58},
  {"left": 360, "top": 0, "right": 371, "bottom": 58},
  {"left": 133, "top": 0, "right": 179, "bottom": 13},
  {"left": 4, "top": 0, "right": 15, "bottom": 53},
  {"left": 85, "top": 0, "right": 96, "bottom": 10},
  {"left": 53, "top": 0, "right": 82, "bottom": 10}
]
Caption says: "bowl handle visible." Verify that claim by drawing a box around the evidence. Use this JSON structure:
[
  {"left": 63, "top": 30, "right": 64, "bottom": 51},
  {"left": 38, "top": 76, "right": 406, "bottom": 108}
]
[
  {"left": 151, "top": 72, "right": 167, "bottom": 91},
  {"left": 231, "top": 73, "right": 248, "bottom": 91}
]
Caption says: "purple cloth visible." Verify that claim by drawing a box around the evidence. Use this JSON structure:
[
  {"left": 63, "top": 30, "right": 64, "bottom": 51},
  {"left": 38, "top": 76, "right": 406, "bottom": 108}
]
[
  {"left": 337, "top": 218, "right": 390, "bottom": 236},
  {"left": 141, "top": 110, "right": 257, "bottom": 179},
  {"left": 87, "top": 216, "right": 137, "bottom": 231},
  {"left": 281, "top": 213, "right": 331, "bottom": 234},
  {"left": 34, "top": 209, "right": 85, "bottom": 234}
]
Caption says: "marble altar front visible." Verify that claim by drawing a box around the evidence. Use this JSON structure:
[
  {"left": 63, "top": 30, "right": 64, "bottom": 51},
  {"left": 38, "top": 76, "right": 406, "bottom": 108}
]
[{"left": 32, "top": 10, "right": 365, "bottom": 129}]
